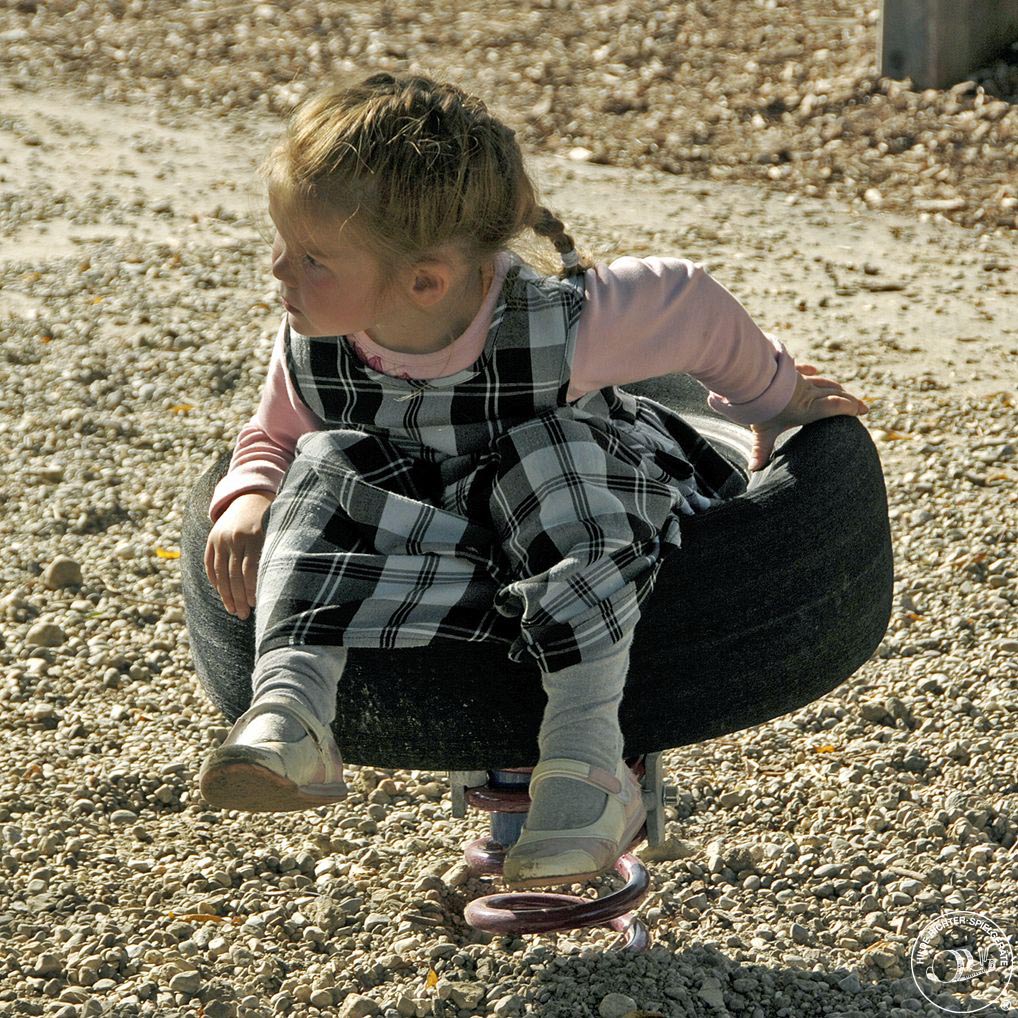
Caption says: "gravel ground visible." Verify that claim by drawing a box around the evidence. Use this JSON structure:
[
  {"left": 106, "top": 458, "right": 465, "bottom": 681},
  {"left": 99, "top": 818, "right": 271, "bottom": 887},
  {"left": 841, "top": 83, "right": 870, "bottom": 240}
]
[
  {"left": 1, "top": 7, "right": 1017, "bottom": 1018},
  {"left": 1, "top": 0, "right": 1017, "bottom": 233}
]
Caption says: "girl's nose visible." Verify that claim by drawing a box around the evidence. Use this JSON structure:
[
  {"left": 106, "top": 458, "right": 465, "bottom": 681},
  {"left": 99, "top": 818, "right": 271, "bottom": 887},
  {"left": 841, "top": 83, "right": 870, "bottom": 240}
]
[
  {"left": 271, "top": 236, "right": 294, "bottom": 284},
  {"left": 271, "top": 256, "right": 290, "bottom": 284}
]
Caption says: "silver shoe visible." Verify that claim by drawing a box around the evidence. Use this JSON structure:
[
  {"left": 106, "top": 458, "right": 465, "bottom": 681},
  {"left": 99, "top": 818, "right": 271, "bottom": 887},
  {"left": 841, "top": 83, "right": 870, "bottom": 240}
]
[
  {"left": 502, "top": 757, "right": 647, "bottom": 889},
  {"left": 198, "top": 697, "right": 348, "bottom": 812}
]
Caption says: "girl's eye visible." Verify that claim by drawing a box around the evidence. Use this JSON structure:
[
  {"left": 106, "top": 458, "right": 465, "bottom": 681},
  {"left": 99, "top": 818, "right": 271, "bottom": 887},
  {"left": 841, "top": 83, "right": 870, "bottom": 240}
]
[{"left": 303, "top": 254, "right": 319, "bottom": 268}]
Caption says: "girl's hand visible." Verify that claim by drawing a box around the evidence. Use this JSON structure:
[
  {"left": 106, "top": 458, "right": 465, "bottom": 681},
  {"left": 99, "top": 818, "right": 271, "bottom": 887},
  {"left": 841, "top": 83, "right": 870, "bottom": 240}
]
[
  {"left": 749, "top": 362, "right": 869, "bottom": 472},
  {"left": 204, "top": 492, "right": 274, "bottom": 620}
]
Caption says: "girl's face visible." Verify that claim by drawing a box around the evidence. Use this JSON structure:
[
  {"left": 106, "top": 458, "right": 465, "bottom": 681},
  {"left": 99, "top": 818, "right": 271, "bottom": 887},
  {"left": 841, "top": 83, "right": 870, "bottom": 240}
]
[{"left": 268, "top": 196, "right": 391, "bottom": 338}]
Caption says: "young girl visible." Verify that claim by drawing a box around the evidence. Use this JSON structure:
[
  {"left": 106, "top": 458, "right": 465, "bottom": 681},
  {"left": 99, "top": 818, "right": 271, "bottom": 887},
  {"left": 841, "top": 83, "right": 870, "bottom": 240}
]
[{"left": 199, "top": 71, "right": 868, "bottom": 889}]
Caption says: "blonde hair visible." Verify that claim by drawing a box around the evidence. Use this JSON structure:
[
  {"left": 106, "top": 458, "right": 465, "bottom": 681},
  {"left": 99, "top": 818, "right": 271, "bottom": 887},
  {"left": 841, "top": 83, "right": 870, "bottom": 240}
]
[{"left": 260, "top": 71, "right": 607, "bottom": 296}]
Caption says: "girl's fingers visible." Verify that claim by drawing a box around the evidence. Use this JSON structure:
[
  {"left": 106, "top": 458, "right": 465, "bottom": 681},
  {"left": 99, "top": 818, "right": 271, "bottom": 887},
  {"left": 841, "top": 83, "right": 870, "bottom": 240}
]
[
  {"left": 815, "top": 384, "right": 869, "bottom": 413},
  {"left": 809, "top": 380, "right": 867, "bottom": 406},
  {"left": 749, "top": 425, "right": 780, "bottom": 470},
  {"left": 204, "top": 539, "right": 216, "bottom": 587},
  {"left": 800, "top": 368, "right": 867, "bottom": 406},
  {"left": 211, "top": 547, "right": 234, "bottom": 614},
  {"left": 797, "top": 364, "right": 862, "bottom": 399},
  {"left": 817, "top": 393, "right": 866, "bottom": 417},
  {"left": 803, "top": 374, "right": 845, "bottom": 391},
  {"left": 243, "top": 554, "right": 259, "bottom": 609},
  {"left": 228, "top": 556, "right": 248, "bottom": 619}
]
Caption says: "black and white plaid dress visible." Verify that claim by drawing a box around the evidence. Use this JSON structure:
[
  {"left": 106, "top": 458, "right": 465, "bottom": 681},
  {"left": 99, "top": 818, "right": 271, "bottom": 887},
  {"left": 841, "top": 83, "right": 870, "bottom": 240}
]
[{"left": 254, "top": 252, "right": 739, "bottom": 672}]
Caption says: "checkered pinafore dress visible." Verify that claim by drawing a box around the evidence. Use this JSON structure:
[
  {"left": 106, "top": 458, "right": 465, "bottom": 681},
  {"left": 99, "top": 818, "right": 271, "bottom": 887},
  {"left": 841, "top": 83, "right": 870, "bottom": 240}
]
[{"left": 253, "top": 252, "right": 739, "bottom": 672}]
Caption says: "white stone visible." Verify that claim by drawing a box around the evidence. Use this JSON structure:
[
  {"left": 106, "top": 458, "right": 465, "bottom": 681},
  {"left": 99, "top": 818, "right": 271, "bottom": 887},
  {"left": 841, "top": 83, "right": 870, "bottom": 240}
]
[{"left": 598, "top": 992, "right": 637, "bottom": 1018}]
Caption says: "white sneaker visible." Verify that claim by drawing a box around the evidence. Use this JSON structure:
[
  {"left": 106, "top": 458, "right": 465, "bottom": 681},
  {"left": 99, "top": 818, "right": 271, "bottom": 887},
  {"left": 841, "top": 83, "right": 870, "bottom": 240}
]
[{"left": 198, "top": 697, "right": 348, "bottom": 812}]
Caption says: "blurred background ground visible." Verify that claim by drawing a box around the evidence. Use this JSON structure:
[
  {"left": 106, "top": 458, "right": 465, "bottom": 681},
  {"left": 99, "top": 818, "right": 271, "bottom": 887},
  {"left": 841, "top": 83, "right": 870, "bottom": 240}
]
[{"left": 2, "top": 0, "right": 1017, "bottom": 232}]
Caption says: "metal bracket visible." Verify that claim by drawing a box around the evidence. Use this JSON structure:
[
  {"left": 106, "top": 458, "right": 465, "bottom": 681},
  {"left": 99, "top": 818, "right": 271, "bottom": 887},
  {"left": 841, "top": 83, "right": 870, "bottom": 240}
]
[
  {"left": 449, "top": 770, "right": 489, "bottom": 818},
  {"left": 641, "top": 752, "right": 679, "bottom": 848}
]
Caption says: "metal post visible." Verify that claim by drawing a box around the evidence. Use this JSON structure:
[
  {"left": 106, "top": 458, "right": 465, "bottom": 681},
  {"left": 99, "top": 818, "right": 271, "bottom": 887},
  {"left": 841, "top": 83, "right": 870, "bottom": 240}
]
[{"left": 879, "top": 0, "right": 1018, "bottom": 89}]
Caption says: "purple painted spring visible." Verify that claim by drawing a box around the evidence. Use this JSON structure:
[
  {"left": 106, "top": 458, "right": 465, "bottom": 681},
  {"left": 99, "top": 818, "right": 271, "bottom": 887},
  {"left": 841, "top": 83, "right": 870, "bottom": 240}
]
[{"left": 460, "top": 764, "right": 651, "bottom": 951}]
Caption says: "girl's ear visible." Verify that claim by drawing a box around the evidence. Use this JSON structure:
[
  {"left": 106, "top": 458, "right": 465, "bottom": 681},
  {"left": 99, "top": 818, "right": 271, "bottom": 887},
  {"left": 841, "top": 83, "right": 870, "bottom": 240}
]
[{"left": 409, "top": 260, "right": 452, "bottom": 303}]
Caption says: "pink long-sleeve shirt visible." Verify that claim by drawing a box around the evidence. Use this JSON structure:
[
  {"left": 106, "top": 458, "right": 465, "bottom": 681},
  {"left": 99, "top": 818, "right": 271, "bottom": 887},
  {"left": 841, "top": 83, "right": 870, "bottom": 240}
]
[{"left": 209, "top": 254, "right": 797, "bottom": 524}]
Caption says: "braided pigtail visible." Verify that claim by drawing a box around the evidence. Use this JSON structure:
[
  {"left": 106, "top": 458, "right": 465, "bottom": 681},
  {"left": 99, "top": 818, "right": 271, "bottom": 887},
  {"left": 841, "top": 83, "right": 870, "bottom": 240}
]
[{"left": 532, "top": 206, "right": 591, "bottom": 279}]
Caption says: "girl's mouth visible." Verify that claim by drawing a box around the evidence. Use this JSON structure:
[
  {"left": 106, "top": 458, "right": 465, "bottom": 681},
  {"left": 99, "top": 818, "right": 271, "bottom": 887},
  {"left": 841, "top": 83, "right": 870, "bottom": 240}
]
[{"left": 282, "top": 297, "right": 300, "bottom": 314}]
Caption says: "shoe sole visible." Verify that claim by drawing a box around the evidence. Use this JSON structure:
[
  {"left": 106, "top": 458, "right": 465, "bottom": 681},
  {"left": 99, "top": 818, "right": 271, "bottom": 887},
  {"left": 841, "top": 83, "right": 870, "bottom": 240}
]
[
  {"left": 502, "top": 809, "right": 649, "bottom": 890},
  {"left": 199, "top": 747, "right": 348, "bottom": 813}
]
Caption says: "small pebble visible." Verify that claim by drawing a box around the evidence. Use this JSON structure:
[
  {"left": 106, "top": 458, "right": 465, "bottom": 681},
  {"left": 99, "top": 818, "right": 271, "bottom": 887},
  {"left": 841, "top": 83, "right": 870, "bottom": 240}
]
[
  {"left": 26, "top": 621, "right": 66, "bottom": 647},
  {"left": 338, "top": 994, "right": 380, "bottom": 1018},
  {"left": 42, "top": 555, "right": 83, "bottom": 589},
  {"left": 599, "top": 992, "right": 638, "bottom": 1018},
  {"left": 168, "top": 970, "right": 202, "bottom": 994}
]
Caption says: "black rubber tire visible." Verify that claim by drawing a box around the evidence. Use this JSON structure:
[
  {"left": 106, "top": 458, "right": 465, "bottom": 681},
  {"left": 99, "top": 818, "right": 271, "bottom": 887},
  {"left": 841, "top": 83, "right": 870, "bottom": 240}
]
[{"left": 181, "top": 374, "right": 893, "bottom": 769}]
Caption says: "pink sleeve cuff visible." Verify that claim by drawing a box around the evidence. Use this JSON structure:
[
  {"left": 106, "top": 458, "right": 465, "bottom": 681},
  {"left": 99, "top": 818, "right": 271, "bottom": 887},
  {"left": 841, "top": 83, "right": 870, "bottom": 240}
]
[
  {"left": 706, "top": 334, "right": 798, "bottom": 426},
  {"left": 209, "top": 478, "right": 281, "bottom": 526}
]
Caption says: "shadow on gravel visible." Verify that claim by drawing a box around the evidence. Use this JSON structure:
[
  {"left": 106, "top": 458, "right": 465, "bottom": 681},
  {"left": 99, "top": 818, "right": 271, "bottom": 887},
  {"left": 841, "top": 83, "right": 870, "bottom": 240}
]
[{"left": 526, "top": 942, "right": 1010, "bottom": 1018}]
